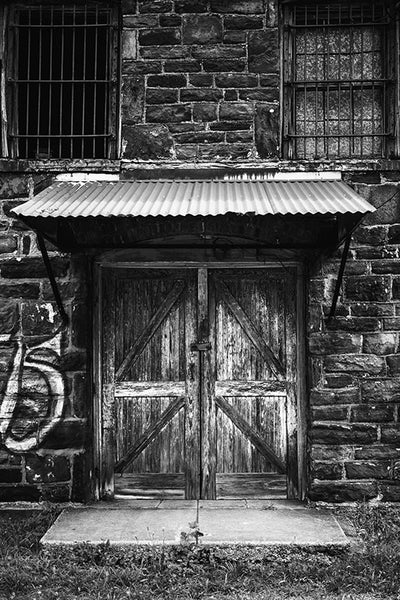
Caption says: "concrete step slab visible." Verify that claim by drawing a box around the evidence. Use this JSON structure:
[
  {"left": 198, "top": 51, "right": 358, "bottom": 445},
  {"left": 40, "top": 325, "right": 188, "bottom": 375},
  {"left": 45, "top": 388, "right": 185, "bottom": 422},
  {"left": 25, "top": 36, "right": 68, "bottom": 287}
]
[
  {"left": 198, "top": 508, "right": 348, "bottom": 546},
  {"left": 41, "top": 508, "right": 198, "bottom": 546},
  {"left": 41, "top": 503, "right": 349, "bottom": 548}
]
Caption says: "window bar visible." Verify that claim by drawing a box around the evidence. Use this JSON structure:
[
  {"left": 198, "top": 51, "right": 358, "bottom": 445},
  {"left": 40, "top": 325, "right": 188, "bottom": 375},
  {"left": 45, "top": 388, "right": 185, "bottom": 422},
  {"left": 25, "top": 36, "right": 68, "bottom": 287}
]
[
  {"left": 48, "top": 5, "right": 54, "bottom": 158},
  {"left": 81, "top": 5, "right": 87, "bottom": 158},
  {"left": 25, "top": 9, "right": 32, "bottom": 158},
  {"left": 70, "top": 5, "right": 76, "bottom": 158},
  {"left": 36, "top": 6, "right": 43, "bottom": 159},
  {"left": 93, "top": 5, "right": 99, "bottom": 158},
  {"left": 105, "top": 9, "right": 111, "bottom": 158},
  {"left": 59, "top": 7, "right": 65, "bottom": 157}
]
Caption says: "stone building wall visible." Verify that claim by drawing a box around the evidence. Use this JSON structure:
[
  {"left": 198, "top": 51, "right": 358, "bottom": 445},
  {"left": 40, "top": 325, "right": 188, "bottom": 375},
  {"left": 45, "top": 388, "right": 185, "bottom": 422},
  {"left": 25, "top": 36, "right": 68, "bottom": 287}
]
[
  {"left": 0, "top": 0, "right": 399, "bottom": 502},
  {"left": 0, "top": 173, "right": 89, "bottom": 501},
  {"left": 309, "top": 173, "right": 400, "bottom": 502}
]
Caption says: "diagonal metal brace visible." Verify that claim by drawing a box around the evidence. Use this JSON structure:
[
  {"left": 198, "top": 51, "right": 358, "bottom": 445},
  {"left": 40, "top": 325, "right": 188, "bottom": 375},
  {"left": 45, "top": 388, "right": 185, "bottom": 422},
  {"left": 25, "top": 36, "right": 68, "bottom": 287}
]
[
  {"left": 326, "top": 234, "right": 352, "bottom": 325},
  {"left": 36, "top": 232, "right": 69, "bottom": 327}
]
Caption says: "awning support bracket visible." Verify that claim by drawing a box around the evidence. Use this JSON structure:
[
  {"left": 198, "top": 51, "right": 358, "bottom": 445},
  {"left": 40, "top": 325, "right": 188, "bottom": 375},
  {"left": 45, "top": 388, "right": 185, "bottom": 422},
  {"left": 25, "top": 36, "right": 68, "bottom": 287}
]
[
  {"left": 36, "top": 232, "right": 69, "bottom": 327},
  {"left": 326, "top": 234, "right": 352, "bottom": 325}
]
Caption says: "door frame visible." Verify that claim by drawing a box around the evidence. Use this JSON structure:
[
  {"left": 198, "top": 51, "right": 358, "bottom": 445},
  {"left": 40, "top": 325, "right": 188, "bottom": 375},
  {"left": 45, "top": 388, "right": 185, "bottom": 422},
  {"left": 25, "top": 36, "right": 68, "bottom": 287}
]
[{"left": 92, "top": 257, "right": 307, "bottom": 501}]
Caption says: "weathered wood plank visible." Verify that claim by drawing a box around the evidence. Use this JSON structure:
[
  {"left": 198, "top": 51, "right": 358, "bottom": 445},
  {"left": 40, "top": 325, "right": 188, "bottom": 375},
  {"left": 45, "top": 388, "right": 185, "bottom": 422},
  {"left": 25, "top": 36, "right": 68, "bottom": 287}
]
[
  {"left": 116, "top": 280, "right": 186, "bottom": 380},
  {"left": 115, "top": 473, "right": 185, "bottom": 498},
  {"left": 216, "top": 396, "right": 286, "bottom": 474},
  {"left": 215, "top": 279, "right": 285, "bottom": 378},
  {"left": 115, "top": 396, "right": 185, "bottom": 473},
  {"left": 215, "top": 380, "right": 286, "bottom": 397},
  {"left": 101, "top": 270, "right": 116, "bottom": 499},
  {"left": 199, "top": 268, "right": 217, "bottom": 499},
  {"left": 216, "top": 473, "right": 287, "bottom": 499},
  {"left": 184, "top": 276, "right": 201, "bottom": 500},
  {"left": 115, "top": 381, "right": 186, "bottom": 398}
]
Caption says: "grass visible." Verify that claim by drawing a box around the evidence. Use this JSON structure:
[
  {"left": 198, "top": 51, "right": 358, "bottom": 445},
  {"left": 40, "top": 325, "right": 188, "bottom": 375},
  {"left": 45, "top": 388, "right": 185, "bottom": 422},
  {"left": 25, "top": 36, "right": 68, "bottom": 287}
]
[{"left": 0, "top": 504, "right": 400, "bottom": 600}]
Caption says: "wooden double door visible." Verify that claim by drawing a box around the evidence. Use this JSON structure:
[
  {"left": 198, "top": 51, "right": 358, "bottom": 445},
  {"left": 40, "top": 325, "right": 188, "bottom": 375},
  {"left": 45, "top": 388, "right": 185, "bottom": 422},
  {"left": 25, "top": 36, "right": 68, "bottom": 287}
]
[{"left": 101, "top": 266, "right": 299, "bottom": 500}]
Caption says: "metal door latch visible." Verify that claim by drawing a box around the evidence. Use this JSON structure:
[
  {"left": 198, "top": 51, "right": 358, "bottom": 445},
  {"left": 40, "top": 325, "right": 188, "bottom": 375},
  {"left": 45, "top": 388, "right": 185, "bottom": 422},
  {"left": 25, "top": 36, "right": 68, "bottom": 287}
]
[{"left": 190, "top": 342, "right": 211, "bottom": 352}]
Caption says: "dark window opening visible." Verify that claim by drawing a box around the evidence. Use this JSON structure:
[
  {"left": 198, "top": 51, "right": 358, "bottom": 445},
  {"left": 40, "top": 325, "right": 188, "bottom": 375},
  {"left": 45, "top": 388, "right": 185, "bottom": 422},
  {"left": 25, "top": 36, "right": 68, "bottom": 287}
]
[
  {"left": 8, "top": 3, "right": 118, "bottom": 159},
  {"left": 283, "top": 2, "right": 396, "bottom": 160}
]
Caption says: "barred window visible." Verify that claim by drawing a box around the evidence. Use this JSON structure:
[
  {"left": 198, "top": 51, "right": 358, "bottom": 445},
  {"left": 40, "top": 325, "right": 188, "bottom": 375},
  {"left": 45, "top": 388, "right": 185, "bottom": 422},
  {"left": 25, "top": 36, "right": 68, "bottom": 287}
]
[
  {"left": 7, "top": 2, "right": 118, "bottom": 160},
  {"left": 283, "top": 2, "right": 396, "bottom": 160}
]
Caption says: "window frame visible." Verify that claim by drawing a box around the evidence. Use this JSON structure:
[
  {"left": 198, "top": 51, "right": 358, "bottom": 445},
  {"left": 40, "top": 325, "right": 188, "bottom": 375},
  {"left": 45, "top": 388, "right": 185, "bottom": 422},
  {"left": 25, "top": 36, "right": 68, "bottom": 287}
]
[
  {"left": 281, "top": 1, "right": 399, "bottom": 161},
  {"left": 5, "top": 0, "right": 120, "bottom": 161}
]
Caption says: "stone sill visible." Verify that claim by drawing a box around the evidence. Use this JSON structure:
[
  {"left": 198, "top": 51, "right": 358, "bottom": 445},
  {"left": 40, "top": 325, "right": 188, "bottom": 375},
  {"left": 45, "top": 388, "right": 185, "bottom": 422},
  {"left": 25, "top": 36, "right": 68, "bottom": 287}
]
[{"left": 0, "top": 157, "right": 399, "bottom": 174}]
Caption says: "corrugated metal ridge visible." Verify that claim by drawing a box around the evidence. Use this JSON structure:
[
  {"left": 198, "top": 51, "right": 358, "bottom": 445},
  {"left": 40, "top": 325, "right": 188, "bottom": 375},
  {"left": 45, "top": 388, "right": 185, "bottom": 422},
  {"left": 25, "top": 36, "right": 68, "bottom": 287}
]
[{"left": 12, "top": 179, "right": 376, "bottom": 218}]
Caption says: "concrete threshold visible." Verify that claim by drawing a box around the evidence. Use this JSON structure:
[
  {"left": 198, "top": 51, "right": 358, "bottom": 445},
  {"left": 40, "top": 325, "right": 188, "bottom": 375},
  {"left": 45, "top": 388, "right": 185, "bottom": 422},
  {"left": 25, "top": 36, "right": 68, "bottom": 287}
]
[{"left": 41, "top": 499, "right": 349, "bottom": 548}]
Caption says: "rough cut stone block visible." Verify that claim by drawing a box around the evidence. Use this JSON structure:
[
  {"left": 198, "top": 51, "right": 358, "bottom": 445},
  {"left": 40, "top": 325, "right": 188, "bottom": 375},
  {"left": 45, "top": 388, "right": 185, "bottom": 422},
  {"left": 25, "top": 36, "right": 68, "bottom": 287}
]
[
  {"left": 203, "top": 58, "right": 246, "bottom": 72},
  {"left": 387, "top": 355, "right": 400, "bottom": 376},
  {"left": 380, "top": 482, "right": 400, "bottom": 501},
  {"left": 351, "top": 303, "right": 394, "bottom": 317},
  {"left": 175, "top": 0, "right": 208, "bottom": 12},
  {"left": 146, "top": 104, "right": 191, "bottom": 123},
  {"left": 310, "top": 387, "right": 360, "bottom": 405},
  {"left": 39, "top": 419, "right": 86, "bottom": 450},
  {"left": 25, "top": 455, "right": 71, "bottom": 484},
  {"left": 309, "top": 481, "right": 377, "bottom": 502},
  {"left": 359, "top": 184, "right": 400, "bottom": 226},
  {"left": 139, "top": 1, "right": 172, "bottom": 13},
  {"left": 248, "top": 30, "right": 279, "bottom": 73},
  {"left": 345, "top": 461, "right": 391, "bottom": 480},
  {"left": 324, "top": 354, "right": 385, "bottom": 375},
  {"left": 311, "top": 445, "right": 354, "bottom": 461},
  {"left": 223, "top": 31, "right": 247, "bottom": 43},
  {"left": 0, "top": 301, "right": 18, "bottom": 335},
  {"left": 123, "top": 123, "right": 175, "bottom": 158},
  {"left": 193, "top": 103, "right": 218, "bottom": 122},
  {"left": 353, "top": 226, "right": 388, "bottom": 246},
  {"left": 1, "top": 258, "right": 69, "bottom": 279},
  {"left": 312, "top": 423, "right": 377, "bottom": 445},
  {"left": 148, "top": 74, "right": 186, "bottom": 87},
  {"left": 312, "top": 461, "right": 343, "bottom": 480},
  {"left": 346, "top": 276, "right": 391, "bottom": 302},
  {"left": 173, "top": 131, "right": 224, "bottom": 144},
  {"left": 210, "top": 120, "right": 252, "bottom": 131},
  {"left": 309, "top": 332, "right": 362, "bottom": 355},
  {"left": 183, "top": 15, "right": 223, "bottom": 44},
  {"left": 219, "top": 102, "right": 253, "bottom": 120},
  {"left": 240, "top": 89, "right": 278, "bottom": 102},
  {"left": 121, "top": 76, "right": 144, "bottom": 123},
  {"left": 191, "top": 45, "right": 246, "bottom": 59},
  {"left": 40, "top": 484, "right": 70, "bottom": 502},
  {"left": 122, "top": 30, "right": 137, "bottom": 60},
  {"left": 355, "top": 445, "right": 400, "bottom": 459},
  {"left": 0, "top": 236, "right": 17, "bottom": 254},
  {"left": 160, "top": 15, "right": 182, "bottom": 27},
  {"left": 326, "top": 317, "right": 381, "bottom": 332},
  {"left": 175, "top": 145, "right": 198, "bottom": 160},
  {"left": 361, "top": 380, "right": 400, "bottom": 403},
  {"left": 210, "top": 0, "right": 265, "bottom": 14},
  {"left": 141, "top": 46, "right": 191, "bottom": 59},
  {"left": 189, "top": 74, "right": 213, "bottom": 87},
  {"left": 0, "top": 176, "right": 30, "bottom": 199},
  {"left": 123, "top": 61, "right": 162, "bottom": 75},
  {"left": 123, "top": 15, "right": 159, "bottom": 28},
  {"left": 350, "top": 404, "right": 394, "bottom": 423},
  {"left": 392, "top": 278, "right": 400, "bottom": 299},
  {"left": 312, "top": 406, "right": 349, "bottom": 421},
  {"left": 362, "top": 333, "right": 397, "bottom": 355},
  {"left": 372, "top": 260, "right": 400, "bottom": 275},
  {"left": 139, "top": 29, "right": 181, "bottom": 46},
  {"left": 146, "top": 88, "right": 178, "bottom": 104},
  {"left": 381, "top": 425, "right": 400, "bottom": 443},
  {"left": 226, "top": 131, "right": 253, "bottom": 143},
  {"left": 384, "top": 317, "right": 400, "bottom": 330},
  {"left": 215, "top": 74, "right": 258, "bottom": 88},
  {"left": 224, "top": 15, "right": 264, "bottom": 29}
]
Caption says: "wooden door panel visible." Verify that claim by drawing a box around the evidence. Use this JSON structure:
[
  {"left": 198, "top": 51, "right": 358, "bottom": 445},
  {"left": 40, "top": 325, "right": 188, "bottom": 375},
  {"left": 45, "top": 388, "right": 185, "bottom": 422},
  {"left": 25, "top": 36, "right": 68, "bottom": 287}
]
[
  {"left": 109, "top": 269, "right": 195, "bottom": 498},
  {"left": 212, "top": 269, "right": 297, "bottom": 499}
]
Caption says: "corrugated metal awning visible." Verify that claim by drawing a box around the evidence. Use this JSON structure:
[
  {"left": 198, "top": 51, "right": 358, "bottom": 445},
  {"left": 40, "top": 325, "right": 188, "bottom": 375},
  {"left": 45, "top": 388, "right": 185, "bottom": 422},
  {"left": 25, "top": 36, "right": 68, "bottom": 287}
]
[{"left": 12, "top": 179, "right": 375, "bottom": 218}]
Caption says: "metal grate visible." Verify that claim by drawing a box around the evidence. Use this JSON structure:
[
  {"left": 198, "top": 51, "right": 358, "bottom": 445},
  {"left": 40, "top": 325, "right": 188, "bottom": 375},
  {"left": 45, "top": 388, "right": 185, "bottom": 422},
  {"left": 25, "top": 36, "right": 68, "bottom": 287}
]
[
  {"left": 284, "top": 2, "right": 394, "bottom": 160},
  {"left": 8, "top": 2, "right": 118, "bottom": 159}
]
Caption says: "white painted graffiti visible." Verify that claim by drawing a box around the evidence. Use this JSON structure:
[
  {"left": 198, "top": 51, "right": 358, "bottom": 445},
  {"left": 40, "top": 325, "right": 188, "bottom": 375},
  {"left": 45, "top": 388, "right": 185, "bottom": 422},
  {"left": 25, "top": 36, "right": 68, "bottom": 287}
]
[{"left": 0, "top": 331, "right": 66, "bottom": 453}]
